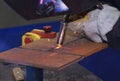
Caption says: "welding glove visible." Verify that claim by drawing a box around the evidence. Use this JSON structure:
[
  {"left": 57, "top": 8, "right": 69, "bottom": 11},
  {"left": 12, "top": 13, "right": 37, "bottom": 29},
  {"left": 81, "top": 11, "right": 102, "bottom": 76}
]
[
  {"left": 68, "top": 4, "right": 120, "bottom": 43},
  {"left": 83, "top": 4, "right": 120, "bottom": 42},
  {"left": 67, "top": 14, "right": 89, "bottom": 37}
]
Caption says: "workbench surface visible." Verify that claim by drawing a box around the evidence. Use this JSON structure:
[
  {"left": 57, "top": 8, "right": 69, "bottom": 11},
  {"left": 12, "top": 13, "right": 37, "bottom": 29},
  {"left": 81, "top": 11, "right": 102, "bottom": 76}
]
[{"left": 0, "top": 36, "right": 108, "bottom": 70}]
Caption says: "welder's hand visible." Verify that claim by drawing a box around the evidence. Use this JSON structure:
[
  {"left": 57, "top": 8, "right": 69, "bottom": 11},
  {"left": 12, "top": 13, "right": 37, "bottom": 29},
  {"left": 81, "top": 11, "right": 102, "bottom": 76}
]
[
  {"left": 67, "top": 14, "right": 89, "bottom": 37},
  {"left": 67, "top": 21, "right": 83, "bottom": 33}
]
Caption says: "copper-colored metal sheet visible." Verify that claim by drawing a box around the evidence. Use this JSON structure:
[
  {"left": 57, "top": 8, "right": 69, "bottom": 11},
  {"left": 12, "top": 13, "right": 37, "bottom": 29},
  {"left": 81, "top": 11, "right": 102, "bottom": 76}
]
[
  {"left": 55, "top": 38, "right": 108, "bottom": 57},
  {"left": 0, "top": 48, "right": 83, "bottom": 70},
  {"left": 21, "top": 38, "right": 57, "bottom": 51},
  {"left": 21, "top": 38, "right": 108, "bottom": 57},
  {"left": 21, "top": 34, "right": 78, "bottom": 51},
  {"left": 0, "top": 32, "right": 107, "bottom": 70}
]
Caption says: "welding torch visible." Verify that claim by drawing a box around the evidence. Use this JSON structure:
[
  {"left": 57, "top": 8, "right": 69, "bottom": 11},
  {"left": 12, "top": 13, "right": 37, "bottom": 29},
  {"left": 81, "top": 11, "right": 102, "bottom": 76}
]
[{"left": 56, "top": 15, "right": 70, "bottom": 48}]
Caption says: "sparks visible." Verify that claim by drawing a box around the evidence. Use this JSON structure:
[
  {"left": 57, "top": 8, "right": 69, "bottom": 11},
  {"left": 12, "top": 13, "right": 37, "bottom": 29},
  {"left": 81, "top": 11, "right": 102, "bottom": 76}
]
[
  {"left": 55, "top": 44, "right": 62, "bottom": 49},
  {"left": 40, "top": 0, "right": 43, "bottom": 4}
]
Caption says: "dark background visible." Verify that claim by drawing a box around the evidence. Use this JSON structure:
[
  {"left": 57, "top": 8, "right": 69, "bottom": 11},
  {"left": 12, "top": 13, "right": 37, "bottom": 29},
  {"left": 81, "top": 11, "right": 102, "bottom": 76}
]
[{"left": 0, "top": 0, "right": 60, "bottom": 29}]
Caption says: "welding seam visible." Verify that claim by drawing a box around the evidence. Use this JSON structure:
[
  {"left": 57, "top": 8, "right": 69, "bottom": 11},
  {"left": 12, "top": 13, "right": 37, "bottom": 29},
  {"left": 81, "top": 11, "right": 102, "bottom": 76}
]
[{"left": 18, "top": 47, "right": 85, "bottom": 58}]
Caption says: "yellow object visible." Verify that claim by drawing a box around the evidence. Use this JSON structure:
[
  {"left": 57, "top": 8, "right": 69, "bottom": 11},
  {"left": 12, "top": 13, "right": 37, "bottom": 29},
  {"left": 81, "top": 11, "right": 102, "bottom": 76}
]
[
  {"left": 75, "top": 14, "right": 89, "bottom": 22},
  {"left": 31, "top": 29, "right": 45, "bottom": 33},
  {"left": 22, "top": 32, "right": 41, "bottom": 46}
]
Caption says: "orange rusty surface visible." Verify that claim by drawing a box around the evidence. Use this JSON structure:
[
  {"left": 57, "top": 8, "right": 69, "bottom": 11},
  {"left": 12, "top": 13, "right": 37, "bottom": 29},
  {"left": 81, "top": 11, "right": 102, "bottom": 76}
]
[
  {"left": 21, "top": 38, "right": 108, "bottom": 57},
  {"left": 21, "top": 38, "right": 57, "bottom": 51},
  {"left": 0, "top": 48, "right": 83, "bottom": 70},
  {"left": 55, "top": 39, "right": 108, "bottom": 57},
  {"left": 0, "top": 36, "right": 108, "bottom": 70}
]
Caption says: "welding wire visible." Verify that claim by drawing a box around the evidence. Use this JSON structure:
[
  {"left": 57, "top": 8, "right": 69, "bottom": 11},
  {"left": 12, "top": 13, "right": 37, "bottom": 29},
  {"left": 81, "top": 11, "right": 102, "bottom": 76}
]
[{"left": 57, "top": 22, "right": 67, "bottom": 45}]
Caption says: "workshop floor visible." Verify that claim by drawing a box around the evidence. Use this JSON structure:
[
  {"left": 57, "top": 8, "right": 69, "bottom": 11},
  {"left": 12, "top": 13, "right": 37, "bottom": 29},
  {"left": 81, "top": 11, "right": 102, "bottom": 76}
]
[{"left": 0, "top": 63, "right": 102, "bottom": 81}]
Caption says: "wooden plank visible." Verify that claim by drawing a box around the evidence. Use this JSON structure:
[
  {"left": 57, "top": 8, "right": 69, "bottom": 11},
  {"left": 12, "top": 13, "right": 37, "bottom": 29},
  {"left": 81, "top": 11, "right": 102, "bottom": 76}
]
[{"left": 0, "top": 48, "right": 83, "bottom": 70}]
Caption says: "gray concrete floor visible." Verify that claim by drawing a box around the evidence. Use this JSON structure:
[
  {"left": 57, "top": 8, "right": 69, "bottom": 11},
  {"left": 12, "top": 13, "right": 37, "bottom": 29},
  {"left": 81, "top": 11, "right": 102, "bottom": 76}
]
[
  {"left": 0, "top": 63, "right": 102, "bottom": 81},
  {"left": 0, "top": 63, "right": 15, "bottom": 81}
]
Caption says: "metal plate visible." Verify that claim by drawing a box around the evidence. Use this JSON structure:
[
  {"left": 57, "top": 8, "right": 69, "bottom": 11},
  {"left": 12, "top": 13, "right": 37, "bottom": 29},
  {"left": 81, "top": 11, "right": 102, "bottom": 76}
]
[
  {"left": 0, "top": 48, "right": 83, "bottom": 70},
  {"left": 21, "top": 38, "right": 108, "bottom": 57}
]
